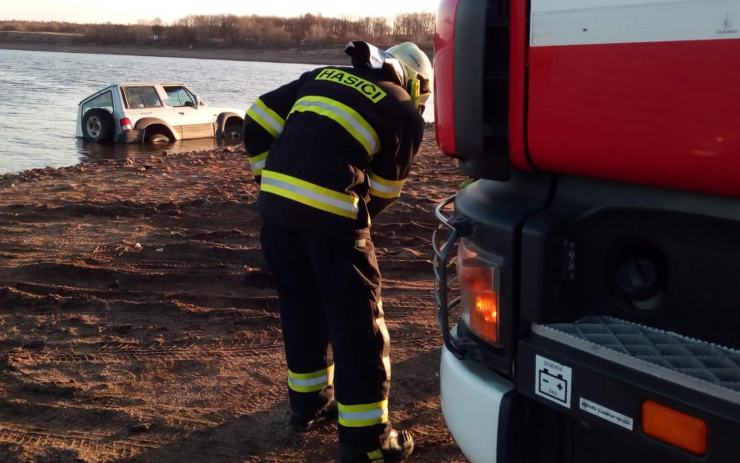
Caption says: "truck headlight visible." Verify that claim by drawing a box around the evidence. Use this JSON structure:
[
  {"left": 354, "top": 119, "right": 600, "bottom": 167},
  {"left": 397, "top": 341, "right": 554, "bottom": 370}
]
[{"left": 458, "top": 238, "right": 503, "bottom": 347}]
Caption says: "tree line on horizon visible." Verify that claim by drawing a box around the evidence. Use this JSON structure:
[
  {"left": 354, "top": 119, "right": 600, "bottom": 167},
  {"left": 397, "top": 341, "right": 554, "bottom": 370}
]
[{"left": 0, "top": 13, "right": 434, "bottom": 49}]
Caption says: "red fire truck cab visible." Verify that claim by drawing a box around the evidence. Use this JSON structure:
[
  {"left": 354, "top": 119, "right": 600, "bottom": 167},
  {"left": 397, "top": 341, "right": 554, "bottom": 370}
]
[{"left": 432, "top": 0, "right": 740, "bottom": 462}]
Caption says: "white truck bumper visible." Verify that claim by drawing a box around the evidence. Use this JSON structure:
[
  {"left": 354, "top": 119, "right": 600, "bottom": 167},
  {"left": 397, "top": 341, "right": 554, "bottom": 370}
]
[{"left": 440, "top": 345, "right": 514, "bottom": 463}]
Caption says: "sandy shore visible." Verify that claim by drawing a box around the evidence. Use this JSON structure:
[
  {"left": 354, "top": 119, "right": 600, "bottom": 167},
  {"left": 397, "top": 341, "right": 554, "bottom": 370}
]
[
  {"left": 0, "top": 41, "right": 349, "bottom": 65},
  {"left": 0, "top": 131, "right": 466, "bottom": 462}
]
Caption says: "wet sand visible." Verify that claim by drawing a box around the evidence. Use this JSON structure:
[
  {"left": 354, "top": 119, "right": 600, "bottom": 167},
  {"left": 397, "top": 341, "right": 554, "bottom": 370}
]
[{"left": 0, "top": 130, "right": 467, "bottom": 462}]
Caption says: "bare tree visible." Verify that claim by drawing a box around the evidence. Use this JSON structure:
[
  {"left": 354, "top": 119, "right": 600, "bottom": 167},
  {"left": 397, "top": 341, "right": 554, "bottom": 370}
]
[{"left": 0, "top": 12, "right": 434, "bottom": 49}]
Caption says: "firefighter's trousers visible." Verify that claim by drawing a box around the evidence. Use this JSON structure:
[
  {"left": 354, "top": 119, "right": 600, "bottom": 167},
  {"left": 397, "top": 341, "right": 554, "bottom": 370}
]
[{"left": 260, "top": 221, "right": 392, "bottom": 453}]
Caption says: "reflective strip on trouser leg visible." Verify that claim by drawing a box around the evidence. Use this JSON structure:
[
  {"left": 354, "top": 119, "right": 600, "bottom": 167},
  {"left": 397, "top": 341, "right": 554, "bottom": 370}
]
[
  {"left": 338, "top": 400, "right": 389, "bottom": 428},
  {"left": 376, "top": 300, "right": 391, "bottom": 381},
  {"left": 248, "top": 151, "right": 268, "bottom": 176},
  {"left": 290, "top": 96, "right": 380, "bottom": 157},
  {"left": 246, "top": 98, "right": 285, "bottom": 138},
  {"left": 367, "top": 449, "right": 384, "bottom": 462},
  {"left": 367, "top": 171, "right": 405, "bottom": 199},
  {"left": 288, "top": 365, "right": 335, "bottom": 393},
  {"left": 261, "top": 170, "right": 360, "bottom": 219}
]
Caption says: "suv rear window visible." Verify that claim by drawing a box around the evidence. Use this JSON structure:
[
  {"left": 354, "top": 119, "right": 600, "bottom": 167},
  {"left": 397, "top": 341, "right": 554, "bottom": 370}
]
[
  {"left": 124, "top": 86, "right": 162, "bottom": 109},
  {"left": 82, "top": 91, "right": 113, "bottom": 115}
]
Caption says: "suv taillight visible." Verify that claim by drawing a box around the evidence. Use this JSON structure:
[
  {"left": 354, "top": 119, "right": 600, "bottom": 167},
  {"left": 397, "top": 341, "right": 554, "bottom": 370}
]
[
  {"left": 434, "top": 0, "right": 460, "bottom": 156},
  {"left": 458, "top": 238, "right": 503, "bottom": 346},
  {"left": 120, "top": 118, "right": 133, "bottom": 131}
]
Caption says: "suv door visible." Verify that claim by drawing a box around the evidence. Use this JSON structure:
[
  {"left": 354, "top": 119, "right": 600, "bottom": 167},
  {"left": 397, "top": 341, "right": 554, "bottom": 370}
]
[
  {"left": 163, "top": 85, "right": 214, "bottom": 139},
  {"left": 80, "top": 90, "right": 116, "bottom": 138},
  {"left": 122, "top": 85, "right": 182, "bottom": 138}
]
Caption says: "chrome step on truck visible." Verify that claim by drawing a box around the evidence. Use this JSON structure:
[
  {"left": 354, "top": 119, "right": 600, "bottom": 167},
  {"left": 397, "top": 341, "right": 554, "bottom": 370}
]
[{"left": 532, "top": 316, "right": 740, "bottom": 403}]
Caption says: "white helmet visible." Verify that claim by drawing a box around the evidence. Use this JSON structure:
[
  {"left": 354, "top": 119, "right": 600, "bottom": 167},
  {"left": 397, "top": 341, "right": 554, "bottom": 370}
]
[{"left": 386, "top": 42, "right": 433, "bottom": 107}]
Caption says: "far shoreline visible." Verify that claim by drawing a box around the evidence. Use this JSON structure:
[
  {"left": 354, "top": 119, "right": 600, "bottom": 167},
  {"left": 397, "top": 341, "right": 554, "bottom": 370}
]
[{"left": 0, "top": 41, "right": 350, "bottom": 65}]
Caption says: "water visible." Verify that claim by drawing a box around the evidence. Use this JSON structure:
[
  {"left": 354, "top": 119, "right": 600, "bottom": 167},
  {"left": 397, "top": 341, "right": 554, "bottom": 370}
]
[{"left": 0, "top": 49, "right": 434, "bottom": 174}]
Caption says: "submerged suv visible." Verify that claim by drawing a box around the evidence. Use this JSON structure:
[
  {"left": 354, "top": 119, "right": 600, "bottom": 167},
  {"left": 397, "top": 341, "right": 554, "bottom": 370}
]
[{"left": 76, "top": 83, "right": 244, "bottom": 144}]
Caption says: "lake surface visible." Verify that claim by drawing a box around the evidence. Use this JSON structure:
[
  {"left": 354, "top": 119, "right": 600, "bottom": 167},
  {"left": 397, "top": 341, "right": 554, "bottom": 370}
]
[{"left": 0, "top": 49, "right": 434, "bottom": 174}]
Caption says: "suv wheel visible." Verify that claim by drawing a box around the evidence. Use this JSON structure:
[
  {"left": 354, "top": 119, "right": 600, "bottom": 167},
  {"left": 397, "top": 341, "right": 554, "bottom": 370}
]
[
  {"left": 223, "top": 122, "right": 243, "bottom": 141},
  {"left": 82, "top": 109, "right": 115, "bottom": 142},
  {"left": 144, "top": 127, "right": 172, "bottom": 144}
]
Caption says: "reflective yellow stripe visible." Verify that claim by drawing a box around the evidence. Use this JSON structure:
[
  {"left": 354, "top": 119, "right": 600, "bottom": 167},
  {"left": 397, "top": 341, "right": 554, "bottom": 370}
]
[
  {"left": 367, "top": 449, "right": 384, "bottom": 462},
  {"left": 290, "top": 96, "right": 380, "bottom": 156},
  {"left": 338, "top": 400, "right": 389, "bottom": 428},
  {"left": 288, "top": 365, "right": 334, "bottom": 393},
  {"left": 248, "top": 151, "right": 268, "bottom": 176},
  {"left": 368, "top": 171, "right": 405, "bottom": 199},
  {"left": 246, "top": 98, "right": 284, "bottom": 138},
  {"left": 261, "top": 170, "right": 360, "bottom": 220}
]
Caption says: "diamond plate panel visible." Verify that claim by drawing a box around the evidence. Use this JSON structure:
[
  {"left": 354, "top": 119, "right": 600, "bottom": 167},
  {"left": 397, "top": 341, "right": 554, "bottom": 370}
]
[{"left": 547, "top": 316, "right": 740, "bottom": 393}]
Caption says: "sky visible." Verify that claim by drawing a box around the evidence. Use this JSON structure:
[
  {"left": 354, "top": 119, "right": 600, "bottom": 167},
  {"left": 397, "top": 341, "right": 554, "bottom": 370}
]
[{"left": 0, "top": 0, "right": 437, "bottom": 24}]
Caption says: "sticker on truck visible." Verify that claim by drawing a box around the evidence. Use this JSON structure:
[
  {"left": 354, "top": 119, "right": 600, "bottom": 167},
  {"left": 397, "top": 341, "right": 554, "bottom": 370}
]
[
  {"left": 535, "top": 355, "right": 572, "bottom": 408},
  {"left": 579, "top": 398, "right": 634, "bottom": 430}
]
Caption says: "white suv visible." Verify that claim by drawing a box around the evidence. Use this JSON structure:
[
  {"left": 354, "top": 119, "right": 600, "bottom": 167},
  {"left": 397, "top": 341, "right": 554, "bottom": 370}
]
[{"left": 76, "top": 83, "right": 244, "bottom": 144}]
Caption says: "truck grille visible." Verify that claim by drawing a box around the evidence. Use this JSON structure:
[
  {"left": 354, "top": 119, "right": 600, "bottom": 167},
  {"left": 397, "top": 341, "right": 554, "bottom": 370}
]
[{"left": 484, "top": 0, "right": 510, "bottom": 154}]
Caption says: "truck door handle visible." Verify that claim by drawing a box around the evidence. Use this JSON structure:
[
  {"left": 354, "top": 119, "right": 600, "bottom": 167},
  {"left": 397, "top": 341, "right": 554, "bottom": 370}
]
[{"left": 178, "top": 112, "right": 185, "bottom": 115}]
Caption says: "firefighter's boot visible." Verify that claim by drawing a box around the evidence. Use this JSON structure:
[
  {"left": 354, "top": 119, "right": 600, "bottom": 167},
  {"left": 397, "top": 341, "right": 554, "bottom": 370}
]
[
  {"left": 288, "top": 400, "right": 338, "bottom": 433},
  {"left": 341, "top": 429, "right": 414, "bottom": 462}
]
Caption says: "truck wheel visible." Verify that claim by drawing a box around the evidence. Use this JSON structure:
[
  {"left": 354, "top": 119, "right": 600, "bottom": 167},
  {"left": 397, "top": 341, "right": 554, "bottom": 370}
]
[
  {"left": 82, "top": 109, "right": 115, "bottom": 142},
  {"left": 144, "top": 127, "right": 171, "bottom": 144}
]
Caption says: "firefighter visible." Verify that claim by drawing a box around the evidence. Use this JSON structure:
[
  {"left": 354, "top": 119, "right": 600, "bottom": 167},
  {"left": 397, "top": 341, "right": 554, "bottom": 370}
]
[{"left": 243, "top": 41, "right": 431, "bottom": 462}]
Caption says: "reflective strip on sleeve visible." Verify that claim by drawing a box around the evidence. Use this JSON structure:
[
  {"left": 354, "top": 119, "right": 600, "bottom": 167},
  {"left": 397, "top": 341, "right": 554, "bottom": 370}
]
[
  {"left": 338, "top": 400, "right": 389, "bottom": 428},
  {"left": 248, "top": 151, "right": 268, "bottom": 176},
  {"left": 288, "top": 365, "right": 334, "bottom": 393},
  {"left": 368, "top": 171, "right": 405, "bottom": 199},
  {"left": 290, "top": 96, "right": 380, "bottom": 156},
  {"left": 246, "top": 98, "right": 285, "bottom": 138},
  {"left": 261, "top": 170, "right": 360, "bottom": 220}
]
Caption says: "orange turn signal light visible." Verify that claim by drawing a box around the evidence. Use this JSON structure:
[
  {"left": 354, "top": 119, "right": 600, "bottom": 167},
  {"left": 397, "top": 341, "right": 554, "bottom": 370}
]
[
  {"left": 468, "top": 290, "right": 499, "bottom": 344},
  {"left": 458, "top": 239, "right": 502, "bottom": 346},
  {"left": 642, "top": 400, "right": 708, "bottom": 455}
]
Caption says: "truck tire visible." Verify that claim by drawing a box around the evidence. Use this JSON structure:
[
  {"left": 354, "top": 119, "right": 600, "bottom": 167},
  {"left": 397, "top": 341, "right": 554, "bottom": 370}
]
[{"left": 82, "top": 109, "right": 115, "bottom": 142}]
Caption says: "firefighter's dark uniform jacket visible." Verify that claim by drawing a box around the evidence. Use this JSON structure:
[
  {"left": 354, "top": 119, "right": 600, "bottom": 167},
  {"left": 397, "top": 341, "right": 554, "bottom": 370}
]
[
  {"left": 244, "top": 65, "right": 424, "bottom": 460},
  {"left": 244, "top": 66, "right": 424, "bottom": 234}
]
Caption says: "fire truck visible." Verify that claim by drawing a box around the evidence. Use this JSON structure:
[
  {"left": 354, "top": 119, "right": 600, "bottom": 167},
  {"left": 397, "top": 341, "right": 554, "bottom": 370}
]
[{"left": 431, "top": 0, "right": 740, "bottom": 462}]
